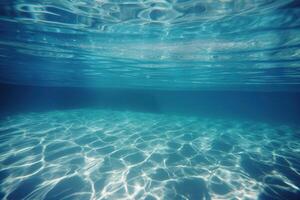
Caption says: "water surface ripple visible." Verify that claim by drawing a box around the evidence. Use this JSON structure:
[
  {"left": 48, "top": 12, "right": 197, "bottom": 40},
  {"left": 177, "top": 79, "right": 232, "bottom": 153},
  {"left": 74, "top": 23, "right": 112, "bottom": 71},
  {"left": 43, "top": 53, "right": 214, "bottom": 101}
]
[{"left": 0, "top": 0, "right": 300, "bottom": 89}]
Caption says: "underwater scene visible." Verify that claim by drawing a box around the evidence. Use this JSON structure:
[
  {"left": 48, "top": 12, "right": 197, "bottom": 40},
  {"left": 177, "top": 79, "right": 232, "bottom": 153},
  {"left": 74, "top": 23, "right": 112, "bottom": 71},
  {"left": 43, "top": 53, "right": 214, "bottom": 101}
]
[{"left": 1, "top": 0, "right": 300, "bottom": 200}]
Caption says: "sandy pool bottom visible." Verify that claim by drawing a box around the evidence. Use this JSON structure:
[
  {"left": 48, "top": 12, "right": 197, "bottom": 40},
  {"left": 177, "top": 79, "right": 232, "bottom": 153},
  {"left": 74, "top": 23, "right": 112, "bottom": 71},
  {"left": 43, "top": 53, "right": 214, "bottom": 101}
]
[{"left": 0, "top": 109, "right": 299, "bottom": 200}]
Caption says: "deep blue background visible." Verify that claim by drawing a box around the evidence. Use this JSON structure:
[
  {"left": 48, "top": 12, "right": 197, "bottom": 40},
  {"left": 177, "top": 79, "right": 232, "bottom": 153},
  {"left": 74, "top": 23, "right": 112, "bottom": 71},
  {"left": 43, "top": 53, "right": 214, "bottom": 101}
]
[{"left": 1, "top": 83, "right": 300, "bottom": 124}]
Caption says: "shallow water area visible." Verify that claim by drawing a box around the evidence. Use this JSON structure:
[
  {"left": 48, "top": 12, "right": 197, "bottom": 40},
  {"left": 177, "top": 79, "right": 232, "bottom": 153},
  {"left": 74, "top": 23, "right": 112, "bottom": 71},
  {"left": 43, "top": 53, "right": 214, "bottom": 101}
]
[
  {"left": 1, "top": 0, "right": 300, "bottom": 199},
  {"left": 0, "top": 109, "right": 300, "bottom": 200}
]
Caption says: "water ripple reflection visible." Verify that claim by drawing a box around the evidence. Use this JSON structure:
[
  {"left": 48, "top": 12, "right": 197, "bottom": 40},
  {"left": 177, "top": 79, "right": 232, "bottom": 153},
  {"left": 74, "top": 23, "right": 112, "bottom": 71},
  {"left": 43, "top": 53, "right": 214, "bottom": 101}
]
[{"left": 0, "top": 109, "right": 299, "bottom": 199}]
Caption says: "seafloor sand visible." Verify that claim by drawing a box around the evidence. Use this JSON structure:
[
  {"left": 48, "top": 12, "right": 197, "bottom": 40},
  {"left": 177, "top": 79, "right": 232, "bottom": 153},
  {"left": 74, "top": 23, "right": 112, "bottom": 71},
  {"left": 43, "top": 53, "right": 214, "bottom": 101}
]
[{"left": 0, "top": 109, "right": 299, "bottom": 200}]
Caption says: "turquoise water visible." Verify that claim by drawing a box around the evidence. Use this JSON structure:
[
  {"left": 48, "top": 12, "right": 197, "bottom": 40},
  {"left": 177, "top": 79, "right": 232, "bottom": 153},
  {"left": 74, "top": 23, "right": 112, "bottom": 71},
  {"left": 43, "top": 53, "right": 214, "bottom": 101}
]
[
  {"left": 0, "top": 1, "right": 300, "bottom": 200},
  {"left": 1, "top": 109, "right": 300, "bottom": 200},
  {"left": 0, "top": 0, "right": 300, "bottom": 90}
]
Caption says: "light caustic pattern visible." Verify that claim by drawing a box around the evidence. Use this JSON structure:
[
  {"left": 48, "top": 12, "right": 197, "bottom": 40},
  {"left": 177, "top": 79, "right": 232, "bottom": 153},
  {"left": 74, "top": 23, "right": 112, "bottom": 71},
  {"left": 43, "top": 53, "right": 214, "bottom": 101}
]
[
  {"left": 0, "top": 109, "right": 300, "bottom": 199},
  {"left": 0, "top": 0, "right": 300, "bottom": 89}
]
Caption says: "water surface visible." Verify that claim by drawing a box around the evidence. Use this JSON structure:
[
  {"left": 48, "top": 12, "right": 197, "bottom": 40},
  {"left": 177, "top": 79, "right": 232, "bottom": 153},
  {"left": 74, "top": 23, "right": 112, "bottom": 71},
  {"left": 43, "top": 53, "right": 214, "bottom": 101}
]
[{"left": 0, "top": 0, "right": 300, "bottom": 90}]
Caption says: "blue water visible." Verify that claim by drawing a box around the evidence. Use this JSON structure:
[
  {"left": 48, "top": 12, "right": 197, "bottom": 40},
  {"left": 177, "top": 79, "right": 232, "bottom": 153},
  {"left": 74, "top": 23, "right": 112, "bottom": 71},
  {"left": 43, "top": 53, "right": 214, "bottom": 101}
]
[{"left": 0, "top": 1, "right": 300, "bottom": 200}]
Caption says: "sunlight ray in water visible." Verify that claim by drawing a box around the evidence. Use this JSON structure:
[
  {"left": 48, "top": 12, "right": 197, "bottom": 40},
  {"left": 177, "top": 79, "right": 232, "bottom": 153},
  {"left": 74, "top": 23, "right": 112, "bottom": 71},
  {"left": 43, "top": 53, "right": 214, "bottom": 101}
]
[{"left": 0, "top": 109, "right": 299, "bottom": 199}]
